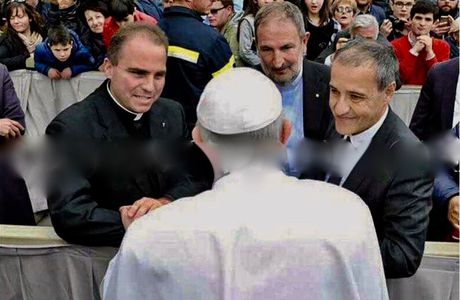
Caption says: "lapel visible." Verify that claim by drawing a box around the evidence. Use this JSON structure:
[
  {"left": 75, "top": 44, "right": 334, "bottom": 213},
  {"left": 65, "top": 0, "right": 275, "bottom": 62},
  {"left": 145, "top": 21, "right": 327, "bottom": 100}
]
[
  {"left": 342, "top": 109, "right": 397, "bottom": 193},
  {"left": 441, "top": 58, "right": 459, "bottom": 130},
  {"left": 93, "top": 80, "right": 170, "bottom": 196},
  {"left": 302, "top": 59, "right": 330, "bottom": 139}
]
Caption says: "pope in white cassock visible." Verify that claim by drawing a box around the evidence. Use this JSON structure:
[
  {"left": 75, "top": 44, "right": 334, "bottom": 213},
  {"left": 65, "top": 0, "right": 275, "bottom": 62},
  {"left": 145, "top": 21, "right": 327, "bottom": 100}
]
[{"left": 101, "top": 68, "right": 389, "bottom": 300}]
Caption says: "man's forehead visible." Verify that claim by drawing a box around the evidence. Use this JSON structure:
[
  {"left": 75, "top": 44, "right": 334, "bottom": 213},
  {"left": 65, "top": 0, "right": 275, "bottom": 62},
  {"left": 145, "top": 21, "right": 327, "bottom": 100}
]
[{"left": 413, "top": 13, "right": 434, "bottom": 19}]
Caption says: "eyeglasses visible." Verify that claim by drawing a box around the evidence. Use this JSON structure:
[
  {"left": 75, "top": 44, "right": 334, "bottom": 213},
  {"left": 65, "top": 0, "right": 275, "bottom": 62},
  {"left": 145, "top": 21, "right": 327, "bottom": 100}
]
[
  {"left": 209, "top": 6, "right": 227, "bottom": 14},
  {"left": 393, "top": 2, "right": 413, "bottom": 8},
  {"left": 336, "top": 7, "right": 353, "bottom": 13}
]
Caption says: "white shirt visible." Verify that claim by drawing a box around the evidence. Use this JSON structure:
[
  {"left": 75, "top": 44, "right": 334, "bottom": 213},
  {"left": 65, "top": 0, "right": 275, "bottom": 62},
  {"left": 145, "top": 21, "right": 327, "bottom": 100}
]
[
  {"left": 453, "top": 71, "right": 460, "bottom": 128},
  {"left": 102, "top": 165, "right": 388, "bottom": 300},
  {"left": 338, "top": 107, "right": 388, "bottom": 185}
]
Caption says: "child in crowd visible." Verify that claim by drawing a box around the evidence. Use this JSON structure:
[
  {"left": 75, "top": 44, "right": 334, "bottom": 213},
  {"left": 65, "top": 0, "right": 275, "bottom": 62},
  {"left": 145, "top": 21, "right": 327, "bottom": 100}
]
[{"left": 35, "top": 25, "right": 95, "bottom": 79}]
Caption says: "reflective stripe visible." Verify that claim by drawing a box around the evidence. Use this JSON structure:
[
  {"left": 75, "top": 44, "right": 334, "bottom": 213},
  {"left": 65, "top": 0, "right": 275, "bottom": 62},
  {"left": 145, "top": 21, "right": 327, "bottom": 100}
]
[
  {"left": 212, "top": 55, "right": 235, "bottom": 78},
  {"left": 168, "top": 46, "right": 200, "bottom": 64}
]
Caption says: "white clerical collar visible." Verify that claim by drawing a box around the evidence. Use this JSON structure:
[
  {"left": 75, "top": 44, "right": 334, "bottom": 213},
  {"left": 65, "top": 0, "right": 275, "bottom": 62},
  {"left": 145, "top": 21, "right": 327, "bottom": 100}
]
[
  {"left": 106, "top": 81, "right": 143, "bottom": 121},
  {"left": 347, "top": 107, "right": 388, "bottom": 148},
  {"left": 276, "top": 65, "right": 303, "bottom": 91}
]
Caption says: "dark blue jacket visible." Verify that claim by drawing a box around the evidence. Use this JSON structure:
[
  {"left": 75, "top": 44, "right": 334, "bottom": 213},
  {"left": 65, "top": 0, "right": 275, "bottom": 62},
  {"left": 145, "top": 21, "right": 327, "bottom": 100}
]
[
  {"left": 159, "top": 6, "right": 234, "bottom": 132},
  {"left": 35, "top": 30, "right": 95, "bottom": 77},
  {"left": 135, "top": 0, "right": 163, "bottom": 20}
]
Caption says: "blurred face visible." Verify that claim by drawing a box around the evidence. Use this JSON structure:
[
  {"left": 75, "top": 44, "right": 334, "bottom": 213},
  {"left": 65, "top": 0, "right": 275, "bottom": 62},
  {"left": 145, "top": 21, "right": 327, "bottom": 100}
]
[
  {"left": 410, "top": 13, "right": 434, "bottom": 36},
  {"left": 208, "top": 1, "right": 233, "bottom": 30},
  {"left": 353, "top": 26, "right": 378, "bottom": 39},
  {"left": 257, "top": 18, "right": 308, "bottom": 86},
  {"left": 305, "top": 0, "right": 324, "bottom": 15},
  {"left": 26, "top": 0, "right": 39, "bottom": 7},
  {"left": 438, "top": 0, "right": 458, "bottom": 13},
  {"left": 391, "top": 0, "right": 414, "bottom": 20},
  {"left": 57, "top": 0, "right": 76, "bottom": 9},
  {"left": 330, "top": 61, "right": 394, "bottom": 136},
  {"left": 334, "top": 4, "right": 354, "bottom": 28},
  {"left": 256, "top": 0, "right": 274, "bottom": 8},
  {"left": 84, "top": 10, "right": 105, "bottom": 34},
  {"left": 163, "top": 0, "right": 174, "bottom": 8},
  {"left": 115, "top": 14, "right": 135, "bottom": 27},
  {"left": 192, "top": 0, "right": 213, "bottom": 14},
  {"left": 50, "top": 42, "right": 72, "bottom": 62},
  {"left": 9, "top": 8, "right": 31, "bottom": 34},
  {"left": 356, "top": 0, "right": 370, "bottom": 7},
  {"left": 104, "top": 36, "right": 167, "bottom": 113}
]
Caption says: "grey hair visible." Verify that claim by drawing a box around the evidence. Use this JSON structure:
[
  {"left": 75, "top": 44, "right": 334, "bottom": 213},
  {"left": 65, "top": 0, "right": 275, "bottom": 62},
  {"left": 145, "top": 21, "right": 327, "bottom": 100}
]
[
  {"left": 334, "top": 38, "right": 399, "bottom": 91},
  {"left": 198, "top": 114, "right": 284, "bottom": 145},
  {"left": 254, "top": 2, "right": 306, "bottom": 43},
  {"left": 197, "top": 115, "right": 285, "bottom": 172},
  {"left": 350, "top": 14, "right": 379, "bottom": 39}
]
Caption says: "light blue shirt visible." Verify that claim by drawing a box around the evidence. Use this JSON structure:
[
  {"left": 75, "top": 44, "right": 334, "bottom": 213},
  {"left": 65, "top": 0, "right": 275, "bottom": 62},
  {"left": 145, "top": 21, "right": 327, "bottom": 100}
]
[{"left": 278, "top": 69, "right": 304, "bottom": 176}]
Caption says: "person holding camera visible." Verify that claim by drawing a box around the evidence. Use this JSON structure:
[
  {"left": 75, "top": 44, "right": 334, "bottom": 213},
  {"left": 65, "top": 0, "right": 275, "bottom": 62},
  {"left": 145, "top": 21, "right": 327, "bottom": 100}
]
[{"left": 380, "top": 0, "right": 413, "bottom": 41}]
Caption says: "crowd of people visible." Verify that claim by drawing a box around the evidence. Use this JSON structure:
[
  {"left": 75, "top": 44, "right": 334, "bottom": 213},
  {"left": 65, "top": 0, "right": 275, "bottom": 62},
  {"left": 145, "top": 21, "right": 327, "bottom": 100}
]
[{"left": 0, "top": 0, "right": 458, "bottom": 297}]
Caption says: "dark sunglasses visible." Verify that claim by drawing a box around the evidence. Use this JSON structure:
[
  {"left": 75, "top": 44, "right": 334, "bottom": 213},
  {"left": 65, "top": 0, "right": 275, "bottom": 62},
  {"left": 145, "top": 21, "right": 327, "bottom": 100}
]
[{"left": 209, "top": 6, "right": 227, "bottom": 14}]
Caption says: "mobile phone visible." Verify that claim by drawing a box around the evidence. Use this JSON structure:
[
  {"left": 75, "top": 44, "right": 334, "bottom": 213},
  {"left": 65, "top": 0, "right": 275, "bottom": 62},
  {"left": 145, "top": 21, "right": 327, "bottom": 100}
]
[{"left": 440, "top": 16, "right": 450, "bottom": 24}]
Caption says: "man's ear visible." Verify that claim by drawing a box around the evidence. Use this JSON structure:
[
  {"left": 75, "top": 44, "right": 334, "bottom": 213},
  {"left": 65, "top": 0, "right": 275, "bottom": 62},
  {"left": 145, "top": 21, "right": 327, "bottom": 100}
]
[
  {"left": 280, "top": 119, "right": 292, "bottom": 145},
  {"left": 104, "top": 57, "right": 113, "bottom": 79},
  {"left": 302, "top": 32, "right": 310, "bottom": 56},
  {"left": 384, "top": 81, "right": 396, "bottom": 104},
  {"left": 192, "top": 126, "right": 203, "bottom": 144}
]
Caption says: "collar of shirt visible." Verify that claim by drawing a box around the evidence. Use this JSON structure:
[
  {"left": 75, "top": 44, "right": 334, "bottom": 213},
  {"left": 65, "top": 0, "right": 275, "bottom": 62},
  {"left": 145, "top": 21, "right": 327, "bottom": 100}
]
[
  {"left": 408, "top": 32, "right": 417, "bottom": 47},
  {"left": 106, "top": 81, "right": 143, "bottom": 121},
  {"left": 347, "top": 106, "right": 388, "bottom": 150},
  {"left": 454, "top": 72, "right": 460, "bottom": 128}
]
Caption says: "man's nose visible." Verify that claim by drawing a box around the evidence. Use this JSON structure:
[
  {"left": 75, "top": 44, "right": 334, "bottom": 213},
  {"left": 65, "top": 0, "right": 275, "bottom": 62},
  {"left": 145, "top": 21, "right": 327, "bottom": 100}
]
[
  {"left": 332, "top": 96, "right": 351, "bottom": 116},
  {"left": 272, "top": 51, "right": 284, "bottom": 68}
]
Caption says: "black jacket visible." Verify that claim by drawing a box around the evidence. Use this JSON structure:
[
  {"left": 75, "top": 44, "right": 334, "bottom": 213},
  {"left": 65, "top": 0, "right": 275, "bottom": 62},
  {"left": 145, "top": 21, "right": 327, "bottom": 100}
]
[{"left": 46, "top": 81, "right": 210, "bottom": 246}]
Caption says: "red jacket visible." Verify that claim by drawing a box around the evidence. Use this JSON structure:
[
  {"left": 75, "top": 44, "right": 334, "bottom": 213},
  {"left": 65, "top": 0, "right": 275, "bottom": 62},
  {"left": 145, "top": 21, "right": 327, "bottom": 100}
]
[
  {"left": 391, "top": 35, "right": 450, "bottom": 85},
  {"left": 103, "top": 10, "right": 157, "bottom": 48}
]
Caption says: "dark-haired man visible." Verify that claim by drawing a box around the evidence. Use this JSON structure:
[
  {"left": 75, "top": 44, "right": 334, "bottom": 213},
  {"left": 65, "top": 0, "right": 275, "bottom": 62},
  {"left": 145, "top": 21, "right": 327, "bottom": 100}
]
[
  {"left": 46, "top": 23, "right": 205, "bottom": 247},
  {"left": 391, "top": 0, "right": 450, "bottom": 85}
]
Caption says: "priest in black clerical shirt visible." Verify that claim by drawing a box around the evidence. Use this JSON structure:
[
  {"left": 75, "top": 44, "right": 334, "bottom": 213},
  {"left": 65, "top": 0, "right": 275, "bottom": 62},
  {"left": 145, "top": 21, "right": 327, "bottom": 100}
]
[{"left": 45, "top": 23, "right": 212, "bottom": 247}]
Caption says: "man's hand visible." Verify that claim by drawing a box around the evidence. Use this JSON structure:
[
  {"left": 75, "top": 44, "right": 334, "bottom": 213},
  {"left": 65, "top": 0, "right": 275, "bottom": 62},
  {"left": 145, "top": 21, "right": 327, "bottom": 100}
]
[
  {"left": 0, "top": 118, "right": 24, "bottom": 138},
  {"left": 48, "top": 68, "right": 61, "bottom": 79},
  {"left": 432, "top": 18, "right": 451, "bottom": 36},
  {"left": 380, "top": 19, "right": 393, "bottom": 38},
  {"left": 417, "top": 35, "right": 434, "bottom": 59},
  {"left": 448, "top": 195, "right": 459, "bottom": 230},
  {"left": 336, "top": 37, "right": 349, "bottom": 50},
  {"left": 60, "top": 68, "right": 72, "bottom": 80},
  {"left": 119, "top": 197, "right": 172, "bottom": 229},
  {"left": 128, "top": 197, "right": 171, "bottom": 219}
]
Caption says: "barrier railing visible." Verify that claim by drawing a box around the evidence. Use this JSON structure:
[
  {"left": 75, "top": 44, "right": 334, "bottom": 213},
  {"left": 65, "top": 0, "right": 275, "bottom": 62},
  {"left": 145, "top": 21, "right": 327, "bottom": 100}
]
[{"left": 0, "top": 224, "right": 457, "bottom": 300}]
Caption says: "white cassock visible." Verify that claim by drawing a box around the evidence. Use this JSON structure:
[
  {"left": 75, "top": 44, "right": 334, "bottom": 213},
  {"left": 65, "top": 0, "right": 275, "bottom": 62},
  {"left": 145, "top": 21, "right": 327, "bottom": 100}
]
[{"left": 102, "top": 165, "right": 388, "bottom": 300}]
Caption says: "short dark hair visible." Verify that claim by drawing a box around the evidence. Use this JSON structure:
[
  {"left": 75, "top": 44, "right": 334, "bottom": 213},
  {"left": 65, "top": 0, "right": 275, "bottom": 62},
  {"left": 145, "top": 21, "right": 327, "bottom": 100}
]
[
  {"left": 109, "top": 0, "right": 135, "bottom": 21},
  {"left": 79, "top": 1, "right": 109, "bottom": 18},
  {"left": 334, "top": 38, "right": 398, "bottom": 91},
  {"left": 47, "top": 25, "right": 72, "bottom": 46},
  {"left": 107, "top": 22, "right": 168, "bottom": 65},
  {"left": 410, "top": 0, "right": 438, "bottom": 19},
  {"left": 220, "top": 0, "right": 234, "bottom": 9}
]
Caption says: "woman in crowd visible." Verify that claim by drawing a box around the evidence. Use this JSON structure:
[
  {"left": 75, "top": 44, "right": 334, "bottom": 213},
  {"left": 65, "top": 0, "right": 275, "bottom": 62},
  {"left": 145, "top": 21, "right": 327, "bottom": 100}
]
[
  {"left": 301, "top": 0, "right": 340, "bottom": 60},
  {"left": 238, "top": 0, "right": 274, "bottom": 68},
  {"left": 79, "top": 1, "right": 108, "bottom": 71},
  {"left": 331, "top": 0, "right": 357, "bottom": 31},
  {"left": 0, "top": 1, "right": 45, "bottom": 71}
]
